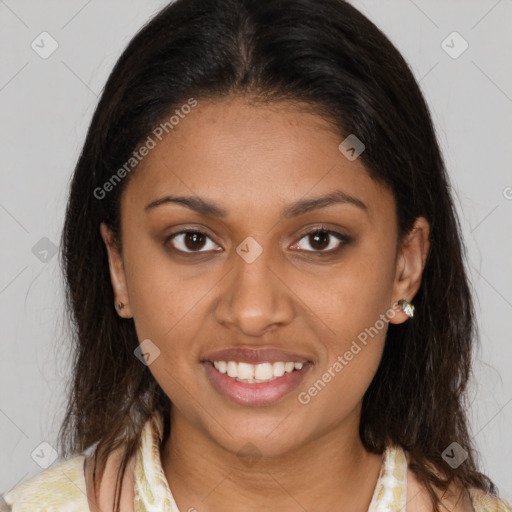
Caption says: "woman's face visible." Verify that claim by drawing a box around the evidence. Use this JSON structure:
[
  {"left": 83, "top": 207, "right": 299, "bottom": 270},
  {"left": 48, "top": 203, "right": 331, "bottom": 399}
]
[{"left": 101, "top": 96, "right": 429, "bottom": 457}]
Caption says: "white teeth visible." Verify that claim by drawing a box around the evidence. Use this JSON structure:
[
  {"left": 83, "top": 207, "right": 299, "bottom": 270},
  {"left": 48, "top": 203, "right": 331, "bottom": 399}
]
[
  {"left": 237, "top": 362, "right": 254, "bottom": 380},
  {"left": 215, "top": 361, "right": 227, "bottom": 373},
  {"left": 254, "top": 362, "right": 273, "bottom": 380},
  {"left": 226, "top": 361, "right": 238, "bottom": 378},
  {"left": 211, "top": 360, "right": 306, "bottom": 383},
  {"left": 284, "top": 362, "right": 295, "bottom": 373},
  {"left": 273, "top": 361, "right": 285, "bottom": 377}
]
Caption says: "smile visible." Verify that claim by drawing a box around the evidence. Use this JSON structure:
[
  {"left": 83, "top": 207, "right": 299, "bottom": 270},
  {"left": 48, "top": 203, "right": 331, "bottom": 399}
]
[
  {"left": 202, "top": 360, "right": 312, "bottom": 405},
  {"left": 212, "top": 360, "right": 304, "bottom": 383}
]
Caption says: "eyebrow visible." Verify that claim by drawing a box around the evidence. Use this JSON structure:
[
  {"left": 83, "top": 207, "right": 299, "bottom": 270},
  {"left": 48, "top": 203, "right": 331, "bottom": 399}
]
[{"left": 144, "top": 189, "right": 368, "bottom": 218}]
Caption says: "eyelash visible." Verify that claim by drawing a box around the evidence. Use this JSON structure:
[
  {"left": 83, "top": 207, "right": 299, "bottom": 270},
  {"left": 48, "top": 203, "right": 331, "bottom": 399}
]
[{"left": 164, "top": 225, "right": 351, "bottom": 256}]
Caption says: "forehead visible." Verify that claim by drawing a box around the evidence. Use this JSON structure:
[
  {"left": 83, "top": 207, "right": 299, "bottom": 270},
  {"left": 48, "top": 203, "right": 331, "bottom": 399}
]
[{"left": 122, "top": 97, "right": 395, "bottom": 223}]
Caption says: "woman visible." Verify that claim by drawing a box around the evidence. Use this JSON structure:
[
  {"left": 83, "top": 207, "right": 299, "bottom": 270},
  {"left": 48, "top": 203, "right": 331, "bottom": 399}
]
[{"left": 2, "top": 0, "right": 510, "bottom": 511}]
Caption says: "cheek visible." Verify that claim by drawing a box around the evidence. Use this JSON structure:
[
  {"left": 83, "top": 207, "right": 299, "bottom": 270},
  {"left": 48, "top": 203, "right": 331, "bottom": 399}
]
[
  {"left": 294, "top": 274, "right": 392, "bottom": 432},
  {"left": 296, "top": 341, "right": 384, "bottom": 441},
  {"left": 292, "top": 235, "right": 397, "bottom": 341},
  {"left": 290, "top": 237, "right": 396, "bottom": 416},
  {"left": 121, "top": 233, "right": 204, "bottom": 340}
]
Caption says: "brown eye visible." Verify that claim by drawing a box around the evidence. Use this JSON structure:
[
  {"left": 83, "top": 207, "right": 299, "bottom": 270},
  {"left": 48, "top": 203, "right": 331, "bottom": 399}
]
[
  {"left": 309, "top": 231, "right": 330, "bottom": 251},
  {"left": 294, "top": 229, "right": 349, "bottom": 253},
  {"left": 167, "top": 230, "right": 220, "bottom": 253},
  {"left": 184, "top": 232, "right": 206, "bottom": 251}
]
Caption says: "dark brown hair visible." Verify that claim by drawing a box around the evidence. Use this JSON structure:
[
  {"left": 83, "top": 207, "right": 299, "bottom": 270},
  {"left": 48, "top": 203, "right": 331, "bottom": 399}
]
[{"left": 59, "top": 0, "right": 497, "bottom": 510}]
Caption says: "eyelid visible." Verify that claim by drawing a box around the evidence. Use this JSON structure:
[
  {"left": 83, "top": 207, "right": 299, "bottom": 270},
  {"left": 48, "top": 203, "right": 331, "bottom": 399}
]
[
  {"left": 291, "top": 225, "right": 351, "bottom": 253},
  {"left": 165, "top": 228, "right": 221, "bottom": 253},
  {"left": 165, "top": 224, "right": 351, "bottom": 255}
]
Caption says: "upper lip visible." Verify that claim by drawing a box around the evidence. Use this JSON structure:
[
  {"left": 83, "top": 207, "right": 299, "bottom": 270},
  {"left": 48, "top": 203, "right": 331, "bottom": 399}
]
[{"left": 201, "top": 346, "right": 312, "bottom": 364}]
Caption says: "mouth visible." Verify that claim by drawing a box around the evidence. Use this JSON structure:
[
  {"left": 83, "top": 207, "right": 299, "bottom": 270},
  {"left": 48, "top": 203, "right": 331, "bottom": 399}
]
[
  {"left": 208, "top": 360, "right": 306, "bottom": 383},
  {"left": 201, "top": 359, "right": 313, "bottom": 406}
]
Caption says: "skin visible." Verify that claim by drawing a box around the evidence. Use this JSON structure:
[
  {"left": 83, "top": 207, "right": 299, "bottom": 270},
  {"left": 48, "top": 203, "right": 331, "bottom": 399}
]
[
  {"left": 94, "top": 96, "right": 441, "bottom": 511},
  {"left": 84, "top": 450, "right": 473, "bottom": 511}
]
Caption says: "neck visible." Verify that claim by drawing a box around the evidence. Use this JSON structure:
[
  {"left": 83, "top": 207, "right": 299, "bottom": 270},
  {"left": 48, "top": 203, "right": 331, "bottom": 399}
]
[{"left": 160, "top": 406, "right": 382, "bottom": 512}]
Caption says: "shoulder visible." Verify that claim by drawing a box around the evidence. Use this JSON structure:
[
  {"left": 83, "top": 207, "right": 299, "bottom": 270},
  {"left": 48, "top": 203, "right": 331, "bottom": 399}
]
[
  {"left": 1, "top": 455, "right": 89, "bottom": 512},
  {"left": 405, "top": 453, "right": 511, "bottom": 512},
  {"left": 469, "top": 488, "right": 512, "bottom": 512},
  {"left": 83, "top": 444, "right": 136, "bottom": 511}
]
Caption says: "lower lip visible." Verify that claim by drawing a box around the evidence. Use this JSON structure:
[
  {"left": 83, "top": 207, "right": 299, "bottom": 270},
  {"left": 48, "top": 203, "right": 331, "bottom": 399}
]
[{"left": 202, "top": 362, "right": 312, "bottom": 406}]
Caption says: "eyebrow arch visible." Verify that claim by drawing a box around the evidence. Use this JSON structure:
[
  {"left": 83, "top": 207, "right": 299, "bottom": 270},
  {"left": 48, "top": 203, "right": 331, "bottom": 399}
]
[
  {"left": 281, "top": 190, "right": 368, "bottom": 218},
  {"left": 144, "top": 189, "right": 368, "bottom": 218}
]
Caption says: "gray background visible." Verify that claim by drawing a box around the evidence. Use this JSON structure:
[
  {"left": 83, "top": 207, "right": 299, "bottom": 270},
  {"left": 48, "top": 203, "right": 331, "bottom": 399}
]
[{"left": 1, "top": 0, "right": 511, "bottom": 501}]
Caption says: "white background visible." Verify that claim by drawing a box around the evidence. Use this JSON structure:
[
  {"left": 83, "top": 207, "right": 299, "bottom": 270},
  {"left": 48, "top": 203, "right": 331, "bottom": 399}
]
[{"left": 0, "top": 0, "right": 511, "bottom": 502}]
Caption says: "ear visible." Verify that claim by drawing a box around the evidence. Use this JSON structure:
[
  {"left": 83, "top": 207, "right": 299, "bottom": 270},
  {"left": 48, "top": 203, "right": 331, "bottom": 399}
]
[
  {"left": 388, "top": 216, "right": 430, "bottom": 325},
  {"left": 100, "top": 222, "right": 133, "bottom": 318}
]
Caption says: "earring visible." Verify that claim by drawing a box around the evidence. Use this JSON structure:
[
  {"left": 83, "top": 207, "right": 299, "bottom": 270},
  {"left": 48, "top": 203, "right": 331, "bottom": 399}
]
[
  {"left": 117, "top": 302, "right": 124, "bottom": 311},
  {"left": 397, "top": 298, "right": 414, "bottom": 318}
]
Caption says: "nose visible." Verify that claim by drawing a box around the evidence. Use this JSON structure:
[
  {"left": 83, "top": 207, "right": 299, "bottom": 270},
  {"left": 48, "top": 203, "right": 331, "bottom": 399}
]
[{"left": 213, "top": 243, "right": 295, "bottom": 337}]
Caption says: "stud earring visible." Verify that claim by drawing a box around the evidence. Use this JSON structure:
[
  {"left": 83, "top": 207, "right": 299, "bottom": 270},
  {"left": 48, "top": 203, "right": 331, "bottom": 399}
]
[
  {"left": 117, "top": 302, "right": 124, "bottom": 311},
  {"left": 397, "top": 298, "right": 414, "bottom": 318}
]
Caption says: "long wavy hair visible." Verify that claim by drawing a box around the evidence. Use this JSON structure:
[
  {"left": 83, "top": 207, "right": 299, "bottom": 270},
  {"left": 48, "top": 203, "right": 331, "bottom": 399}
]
[{"left": 58, "top": 0, "right": 497, "bottom": 510}]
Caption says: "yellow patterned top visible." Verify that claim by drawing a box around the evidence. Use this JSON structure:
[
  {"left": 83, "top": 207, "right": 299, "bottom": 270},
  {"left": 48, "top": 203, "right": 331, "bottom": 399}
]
[{"left": 2, "top": 412, "right": 511, "bottom": 512}]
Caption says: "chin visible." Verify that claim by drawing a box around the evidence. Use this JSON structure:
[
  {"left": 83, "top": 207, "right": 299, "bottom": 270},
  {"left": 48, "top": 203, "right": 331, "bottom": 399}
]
[{"left": 206, "top": 417, "right": 307, "bottom": 461}]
